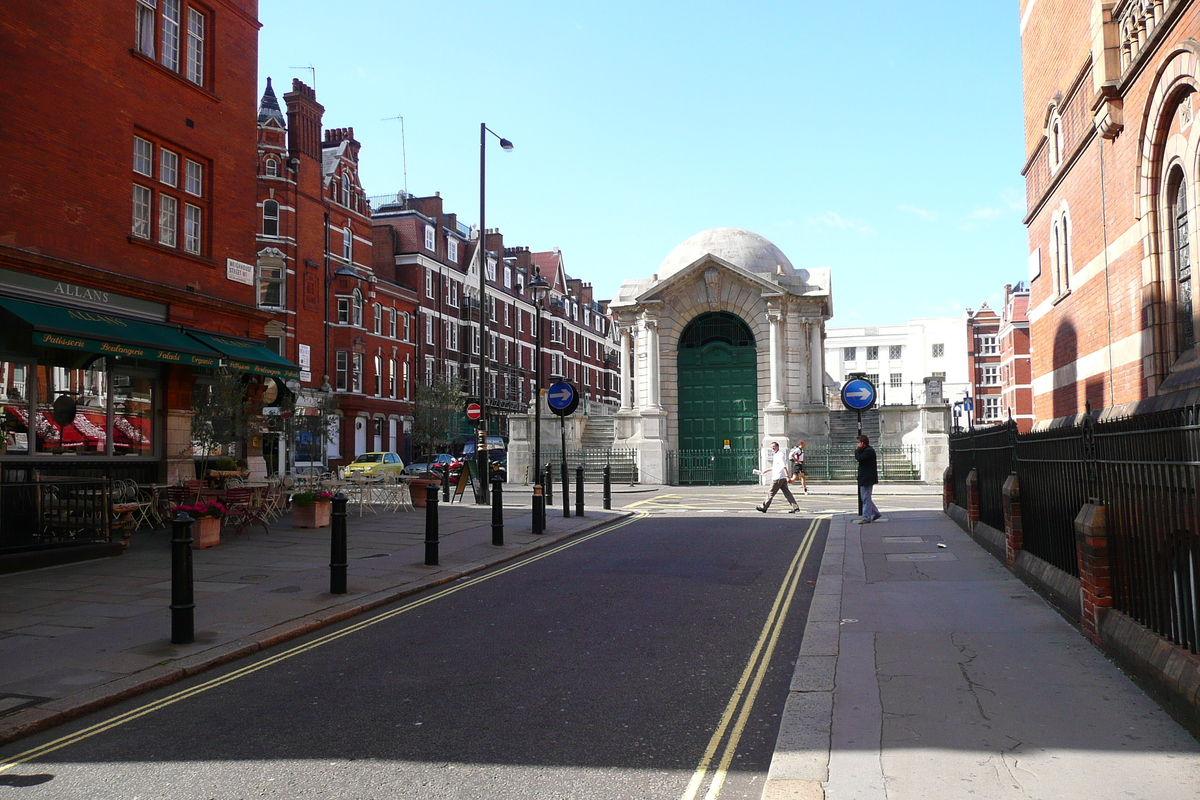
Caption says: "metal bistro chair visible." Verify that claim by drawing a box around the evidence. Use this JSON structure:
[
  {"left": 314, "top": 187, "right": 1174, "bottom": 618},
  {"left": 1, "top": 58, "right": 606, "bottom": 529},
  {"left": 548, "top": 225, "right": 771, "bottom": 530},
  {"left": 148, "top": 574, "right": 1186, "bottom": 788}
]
[
  {"left": 122, "top": 479, "right": 158, "bottom": 530},
  {"left": 222, "top": 487, "right": 269, "bottom": 538}
]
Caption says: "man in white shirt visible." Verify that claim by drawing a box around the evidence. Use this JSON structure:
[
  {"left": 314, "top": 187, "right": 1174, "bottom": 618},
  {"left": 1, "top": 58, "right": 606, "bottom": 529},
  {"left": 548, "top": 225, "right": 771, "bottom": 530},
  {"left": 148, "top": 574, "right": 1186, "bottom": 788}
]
[{"left": 756, "top": 441, "right": 800, "bottom": 514}]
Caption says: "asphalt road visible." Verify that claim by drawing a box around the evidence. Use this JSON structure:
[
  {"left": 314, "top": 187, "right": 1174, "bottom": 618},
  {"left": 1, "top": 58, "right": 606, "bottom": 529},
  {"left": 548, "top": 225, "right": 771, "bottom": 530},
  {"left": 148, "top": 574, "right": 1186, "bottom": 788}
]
[{"left": 0, "top": 509, "right": 828, "bottom": 800}]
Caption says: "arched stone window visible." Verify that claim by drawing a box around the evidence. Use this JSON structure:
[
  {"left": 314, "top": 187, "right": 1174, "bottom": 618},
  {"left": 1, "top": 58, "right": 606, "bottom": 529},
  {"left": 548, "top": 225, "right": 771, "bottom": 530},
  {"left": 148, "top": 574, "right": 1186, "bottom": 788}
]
[
  {"left": 1051, "top": 209, "right": 1071, "bottom": 297},
  {"left": 265, "top": 157, "right": 278, "bottom": 177},
  {"left": 1169, "top": 167, "right": 1195, "bottom": 350},
  {"left": 1047, "top": 108, "right": 1064, "bottom": 173},
  {"left": 262, "top": 199, "right": 279, "bottom": 237}
]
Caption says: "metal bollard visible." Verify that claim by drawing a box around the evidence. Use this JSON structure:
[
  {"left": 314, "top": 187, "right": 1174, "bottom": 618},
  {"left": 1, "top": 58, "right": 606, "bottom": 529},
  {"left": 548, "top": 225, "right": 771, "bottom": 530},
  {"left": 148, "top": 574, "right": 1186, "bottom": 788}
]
[
  {"left": 491, "top": 476, "right": 504, "bottom": 546},
  {"left": 575, "top": 465, "right": 584, "bottom": 517},
  {"left": 603, "top": 464, "right": 612, "bottom": 510},
  {"left": 424, "top": 483, "right": 439, "bottom": 565},
  {"left": 442, "top": 463, "right": 451, "bottom": 503},
  {"left": 544, "top": 465, "right": 553, "bottom": 505},
  {"left": 532, "top": 484, "right": 544, "bottom": 535},
  {"left": 330, "top": 492, "right": 348, "bottom": 594},
  {"left": 170, "top": 512, "right": 195, "bottom": 644},
  {"left": 562, "top": 462, "right": 570, "bottom": 519}
]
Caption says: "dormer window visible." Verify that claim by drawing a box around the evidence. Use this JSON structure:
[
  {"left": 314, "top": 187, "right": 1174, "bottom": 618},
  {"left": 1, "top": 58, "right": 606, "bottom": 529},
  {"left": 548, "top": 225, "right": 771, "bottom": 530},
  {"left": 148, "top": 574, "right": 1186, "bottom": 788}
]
[{"left": 424, "top": 225, "right": 435, "bottom": 252}]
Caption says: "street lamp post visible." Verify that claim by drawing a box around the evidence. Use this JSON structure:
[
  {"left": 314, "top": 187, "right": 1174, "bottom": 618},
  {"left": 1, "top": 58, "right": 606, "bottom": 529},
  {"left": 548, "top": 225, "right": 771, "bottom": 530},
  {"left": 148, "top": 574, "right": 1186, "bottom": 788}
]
[
  {"left": 477, "top": 123, "right": 514, "bottom": 504},
  {"left": 527, "top": 273, "right": 550, "bottom": 532}
]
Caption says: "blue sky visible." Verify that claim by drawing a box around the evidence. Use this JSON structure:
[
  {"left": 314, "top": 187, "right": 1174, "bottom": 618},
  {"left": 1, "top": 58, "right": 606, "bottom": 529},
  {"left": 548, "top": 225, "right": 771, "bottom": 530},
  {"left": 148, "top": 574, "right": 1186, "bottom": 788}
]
[{"left": 258, "top": 1, "right": 1027, "bottom": 326}]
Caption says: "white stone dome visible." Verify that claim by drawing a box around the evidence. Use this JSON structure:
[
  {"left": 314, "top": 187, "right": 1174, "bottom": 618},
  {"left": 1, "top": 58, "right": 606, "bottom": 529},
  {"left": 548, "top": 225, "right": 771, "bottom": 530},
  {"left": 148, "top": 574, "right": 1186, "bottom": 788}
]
[{"left": 657, "top": 227, "right": 794, "bottom": 280}]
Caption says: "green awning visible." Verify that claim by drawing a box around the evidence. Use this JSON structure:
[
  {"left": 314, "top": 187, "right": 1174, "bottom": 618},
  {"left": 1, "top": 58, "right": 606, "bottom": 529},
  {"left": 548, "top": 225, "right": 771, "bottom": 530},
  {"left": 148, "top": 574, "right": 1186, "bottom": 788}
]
[
  {"left": 0, "top": 296, "right": 224, "bottom": 368},
  {"left": 186, "top": 332, "right": 301, "bottom": 380}
]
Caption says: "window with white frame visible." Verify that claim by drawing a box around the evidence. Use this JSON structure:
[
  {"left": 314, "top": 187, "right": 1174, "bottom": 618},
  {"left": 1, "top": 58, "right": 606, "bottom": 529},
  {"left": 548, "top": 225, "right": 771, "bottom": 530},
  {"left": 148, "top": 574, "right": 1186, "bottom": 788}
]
[
  {"left": 447, "top": 279, "right": 459, "bottom": 308},
  {"left": 504, "top": 266, "right": 512, "bottom": 288},
  {"left": 132, "top": 134, "right": 207, "bottom": 253},
  {"left": 503, "top": 302, "right": 510, "bottom": 328},
  {"left": 890, "top": 373, "right": 902, "bottom": 388},
  {"left": 425, "top": 314, "right": 435, "bottom": 345},
  {"left": 342, "top": 227, "right": 352, "bottom": 262},
  {"left": 402, "top": 312, "right": 411, "bottom": 341},
  {"left": 402, "top": 360, "right": 410, "bottom": 399},
  {"left": 264, "top": 157, "right": 278, "bottom": 177},
  {"left": 865, "top": 373, "right": 879, "bottom": 387},
  {"left": 351, "top": 353, "right": 363, "bottom": 393},
  {"left": 337, "top": 297, "right": 350, "bottom": 324},
  {"left": 262, "top": 199, "right": 279, "bottom": 237},
  {"left": 389, "top": 358, "right": 397, "bottom": 398},
  {"left": 185, "top": 159, "right": 202, "bottom": 195},
  {"left": 335, "top": 351, "right": 349, "bottom": 391},
  {"left": 486, "top": 256, "right": 496, "bottom": 282},
  {"left": 843, "top": 347, "right": 856, "bottom": 361},
  {"left": 159, "top": 149, "right": 178, "bottom": 187},
  {"left": 351, "top": 290, "right": 363, "bottom": 327},
  {"left": 447, "top": 237, "right": 458, "bottom": 264},
  {"left": 866, "top": 346, "right": 878, "bottom": 361},
  {"left": 373, "top": 304, "right": 382, "bottom": 334},
  {"left": 979, "top": 335, "right": 998, "bottom": 355},
  {"left": 932, "top": 343, "right": 944, "bottom": 358},
  {"left": 424, "top": 225, "right": 435, "bottom": 252},
  {"left": 158, "top": 194, "right": 177, "bottom": 246},
  {"left": 984, "top": 396, "right": 1001, "bottom": 419},
  {"left": 136, "top": 0, "right": 208, "bottom": 87},
  {"left": 446, "top": 320, "right": 458, "bottom": 351},
  {"left": 388, "top": 308, "right": 397, "bottom": 339},
  {"left": 1052, "top": 209, "right": 1071, "bottom": 297},
  {"left": 258, "top": 262, "right": 284, "bottom": 308},
  {"left": 983, "top": 365, "right": 999, "bottom": 385},
  {"left": 425, "top": 269, "right": 434, "bottom": 299},
  {"left": 888, "top": 345, "right": 902, "bottom": 360}
]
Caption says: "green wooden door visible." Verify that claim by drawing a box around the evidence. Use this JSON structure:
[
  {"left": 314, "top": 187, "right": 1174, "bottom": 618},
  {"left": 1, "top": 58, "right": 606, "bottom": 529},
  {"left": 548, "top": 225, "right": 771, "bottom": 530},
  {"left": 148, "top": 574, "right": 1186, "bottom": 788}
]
[{"left": 677, "top": 313, "right": 757, "bottom": 483}]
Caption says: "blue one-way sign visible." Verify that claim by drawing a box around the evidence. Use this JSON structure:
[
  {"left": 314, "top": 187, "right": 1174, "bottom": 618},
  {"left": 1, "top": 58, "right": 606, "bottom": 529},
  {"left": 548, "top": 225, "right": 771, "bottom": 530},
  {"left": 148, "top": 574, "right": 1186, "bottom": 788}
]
[
  {"left": 841, "top": 378, "right": 877, "bottom": 411},
  {"left": 547, "top": 381, "right": 579, "bottom": 417}
]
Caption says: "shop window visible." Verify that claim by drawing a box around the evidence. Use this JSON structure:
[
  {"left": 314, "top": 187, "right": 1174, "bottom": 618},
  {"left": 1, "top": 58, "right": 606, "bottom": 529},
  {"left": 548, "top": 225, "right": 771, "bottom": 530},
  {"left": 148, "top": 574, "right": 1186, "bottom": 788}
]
[{"left": 0, "top": 361, "right": 31, "bottom": 455}]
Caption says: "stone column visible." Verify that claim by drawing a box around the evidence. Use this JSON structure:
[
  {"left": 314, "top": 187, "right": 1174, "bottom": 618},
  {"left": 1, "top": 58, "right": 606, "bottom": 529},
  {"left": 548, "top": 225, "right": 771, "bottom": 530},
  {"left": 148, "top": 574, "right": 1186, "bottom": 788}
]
[
  {"left": 643, "top": 310, "right": 663, "bottom": 411},
  {"left": 619, "top": 324, "right": 632, "bottom": 412},
  {"left": 766, "top": 304, "right": 784, "bottom": 410},
  {"left": 797, "top": 320, "right": 812, "bottom": 404},
  {"left": 809, "top": 320, "right": 824, "bottom": 404}
]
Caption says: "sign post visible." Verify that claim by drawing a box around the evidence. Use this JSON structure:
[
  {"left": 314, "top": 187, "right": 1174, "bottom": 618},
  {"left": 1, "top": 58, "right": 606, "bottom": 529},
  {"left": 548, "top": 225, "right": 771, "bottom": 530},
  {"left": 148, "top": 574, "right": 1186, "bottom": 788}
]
[
  {"left": 841, "top": 376, "right": 877, "bottom": 517},
  {"left": 547, "top": 381, "right": 579, "bottom": 519},
  {"left": 465, "top": 401, "right": 486, "bottom": 504}
]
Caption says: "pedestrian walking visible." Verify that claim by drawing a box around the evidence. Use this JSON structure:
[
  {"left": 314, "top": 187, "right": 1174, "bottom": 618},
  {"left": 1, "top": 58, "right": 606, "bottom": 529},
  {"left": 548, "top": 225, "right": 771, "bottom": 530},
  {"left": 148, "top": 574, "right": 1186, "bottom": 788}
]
[
  {"left": 787, "top": 439, "right": 808, "bottom": 493},
  {"left": 756, "top": 442, "right": 800, "bottom": 514},
  {"left": 855, "top": 434, "right": 881, "bottom": 523}
]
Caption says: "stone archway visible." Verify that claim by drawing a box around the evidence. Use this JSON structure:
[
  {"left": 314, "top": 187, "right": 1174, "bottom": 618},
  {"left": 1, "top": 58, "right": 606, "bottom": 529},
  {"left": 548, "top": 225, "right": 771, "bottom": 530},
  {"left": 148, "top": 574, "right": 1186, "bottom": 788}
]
[{"left": 676, "top": 312, "right": 758, "bottom": 483}]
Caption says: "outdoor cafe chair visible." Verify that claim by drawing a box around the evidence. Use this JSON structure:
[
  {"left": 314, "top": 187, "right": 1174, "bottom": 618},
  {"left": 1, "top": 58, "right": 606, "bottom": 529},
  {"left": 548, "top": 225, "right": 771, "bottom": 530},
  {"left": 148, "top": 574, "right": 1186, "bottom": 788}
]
[{"left": 222, "top": 487, "right": 269, "bottom": 538}]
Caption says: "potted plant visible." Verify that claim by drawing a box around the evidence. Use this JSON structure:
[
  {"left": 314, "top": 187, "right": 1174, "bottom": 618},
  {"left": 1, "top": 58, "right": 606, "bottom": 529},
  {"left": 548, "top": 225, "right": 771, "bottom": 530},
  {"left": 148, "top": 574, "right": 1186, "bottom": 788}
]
[
  {"left": 172, "top": 500, "right": 227, "bottom": 549},
  {"left": 291, "top": 489, "right": 334, "bottom": 528},
  {"left": 409, "top": 475, "right": 441, "bottom": 508}
]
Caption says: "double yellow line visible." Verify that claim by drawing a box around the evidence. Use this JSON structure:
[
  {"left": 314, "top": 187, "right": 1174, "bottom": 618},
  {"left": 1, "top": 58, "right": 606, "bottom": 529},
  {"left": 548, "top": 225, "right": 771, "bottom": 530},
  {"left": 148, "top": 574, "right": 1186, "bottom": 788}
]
[
  {"left": 0, "top": 513, "right": 646, "bottom": 774},
  {"left": 680, "top": 516, "right": 826, "bottom": 800}
]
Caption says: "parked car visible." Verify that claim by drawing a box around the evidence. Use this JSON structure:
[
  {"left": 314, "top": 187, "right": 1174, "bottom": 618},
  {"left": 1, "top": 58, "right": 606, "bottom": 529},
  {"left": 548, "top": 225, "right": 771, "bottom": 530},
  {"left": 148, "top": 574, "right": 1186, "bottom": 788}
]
[
  {"left": 344, "top": 452, "right": 405, "bottom": 478},
  {"left": 405, "top": 453, "right": 459, "bottom": 478}
]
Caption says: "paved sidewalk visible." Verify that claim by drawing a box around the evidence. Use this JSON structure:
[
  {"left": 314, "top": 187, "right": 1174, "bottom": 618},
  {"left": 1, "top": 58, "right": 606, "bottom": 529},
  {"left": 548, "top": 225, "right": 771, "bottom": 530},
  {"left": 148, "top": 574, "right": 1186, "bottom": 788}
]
[
  {"left": 0, "top": 488, "right": 639, "bottom": 746},
  {"left": 764, "top": 508, "right": 1200, "bottom": 800}
]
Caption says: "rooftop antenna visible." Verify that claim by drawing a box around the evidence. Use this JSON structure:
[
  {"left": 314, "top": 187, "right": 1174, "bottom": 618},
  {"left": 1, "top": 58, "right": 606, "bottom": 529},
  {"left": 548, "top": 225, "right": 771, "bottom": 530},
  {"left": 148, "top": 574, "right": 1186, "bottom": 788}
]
[
  {"left": 289, "top": 64, "right": 316, "bottom": 90},
  {"left": 382, "top": 114, "right": 408, "bottom": 197}
]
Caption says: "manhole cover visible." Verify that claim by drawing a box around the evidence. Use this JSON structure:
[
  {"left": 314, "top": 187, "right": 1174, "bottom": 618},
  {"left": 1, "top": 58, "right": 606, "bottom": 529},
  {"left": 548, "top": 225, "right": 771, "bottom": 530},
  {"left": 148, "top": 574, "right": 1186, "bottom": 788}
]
[
  {"left": 0, "top": 694, "right": 46, "bottom": 716},
  {"left": 885, "top": 552, "right": 958, "bottom": 562},
  {"left": 270, "top": 585, "right": 303, "bottom": 593}
]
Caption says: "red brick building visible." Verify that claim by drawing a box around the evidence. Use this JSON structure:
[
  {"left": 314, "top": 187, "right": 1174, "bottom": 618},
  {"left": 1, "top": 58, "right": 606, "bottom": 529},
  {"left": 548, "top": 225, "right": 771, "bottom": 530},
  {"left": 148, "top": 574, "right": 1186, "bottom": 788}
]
[
  {"left": 256, "top": 80, "right": 418, "bottom": 469},
  {"left": 966, "top": 304, "right": 1003, "bottom": 426},
  {"left": 0, "top": 0, "right": 294, "bottom": 515},
  {"left": 1022, "top": 0, "right": 1200, "bottom": 423},
  {"left": 999, "top": 282, "right": 1034, "bottom": 432},
  {"left": 370, "top": 193, "right": 620, "bottom": 447}
]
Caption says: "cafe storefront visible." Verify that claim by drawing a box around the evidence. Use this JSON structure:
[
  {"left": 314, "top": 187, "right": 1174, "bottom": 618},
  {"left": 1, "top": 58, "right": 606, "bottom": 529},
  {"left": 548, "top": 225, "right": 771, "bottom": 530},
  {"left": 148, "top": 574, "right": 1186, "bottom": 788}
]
[{"left": 0, "top": 270, "right": 298, "bottom": 564}]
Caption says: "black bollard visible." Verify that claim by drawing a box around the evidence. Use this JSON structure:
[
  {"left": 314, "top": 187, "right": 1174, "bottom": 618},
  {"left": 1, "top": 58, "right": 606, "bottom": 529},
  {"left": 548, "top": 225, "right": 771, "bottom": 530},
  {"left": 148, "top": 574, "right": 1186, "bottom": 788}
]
[
  {"left": 562, "top": 461, "right": 570, "bottom": 519},
  {"left": 603, "top": 464, "right": 612, "bottom": 510},
  {"left": 424, "top": 483, "right": 439, "bottom": 565},
  {"left": 544, "top": 464, "right": 553, "bottom": 505},
  {"left": 330, "top": 492, "right": 348, "bottom": 594},
  {"left": 491, "top": 476, "right": 504, "bottom": 546},
  {"left": 575, "top": 465, "right": 584, "bottom": 517},
  {"left": 170, "top": 512, "right": 195, "bottom": 645},
  {"left": 442, "top": 463, "right": 451, "bottom": 503},
  {"left": 532, "top": 484, "right": 544, "bottom": 535}
]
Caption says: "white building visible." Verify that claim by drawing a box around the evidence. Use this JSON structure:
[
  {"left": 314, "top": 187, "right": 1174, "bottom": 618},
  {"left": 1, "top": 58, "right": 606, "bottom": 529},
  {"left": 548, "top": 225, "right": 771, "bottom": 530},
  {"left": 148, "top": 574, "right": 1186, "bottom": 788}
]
[{"left": 825, "top": 317, "right": 968, "bottom": 408}]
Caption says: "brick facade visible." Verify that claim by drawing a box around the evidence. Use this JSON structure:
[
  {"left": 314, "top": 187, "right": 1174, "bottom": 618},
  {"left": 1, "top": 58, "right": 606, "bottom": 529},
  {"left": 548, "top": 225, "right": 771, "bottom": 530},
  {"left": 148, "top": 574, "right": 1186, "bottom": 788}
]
[{"left": 1022, "top": 0, "right": 1200, "bottom": 424}]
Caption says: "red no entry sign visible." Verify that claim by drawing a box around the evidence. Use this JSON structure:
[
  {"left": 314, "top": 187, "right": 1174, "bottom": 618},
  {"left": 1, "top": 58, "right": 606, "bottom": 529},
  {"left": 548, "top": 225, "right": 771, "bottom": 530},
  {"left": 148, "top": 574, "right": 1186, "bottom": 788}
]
[{"left": 465, "top": 402, "right": 482, "bottom": 421}]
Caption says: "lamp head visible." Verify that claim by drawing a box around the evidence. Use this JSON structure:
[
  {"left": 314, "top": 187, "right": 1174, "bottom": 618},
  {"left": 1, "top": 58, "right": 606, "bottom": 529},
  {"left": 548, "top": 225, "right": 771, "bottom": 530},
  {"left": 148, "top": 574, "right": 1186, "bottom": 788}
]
[
  {"left": 526, "top": 274, "right": 550, "bottom": 300},
  {"left": 499, "top": 138, "right": 514, "bottom": 151}
]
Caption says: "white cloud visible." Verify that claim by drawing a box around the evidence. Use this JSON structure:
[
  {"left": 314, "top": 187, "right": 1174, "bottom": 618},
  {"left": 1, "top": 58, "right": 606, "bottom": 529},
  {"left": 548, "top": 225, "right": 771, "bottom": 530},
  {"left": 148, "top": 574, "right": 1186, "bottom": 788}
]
[
  {"left": 899, "top": 204, "right": 938, "bottom": 221},
  {"left": 804, "top": 211, "right": 874, "bottom": 235}
]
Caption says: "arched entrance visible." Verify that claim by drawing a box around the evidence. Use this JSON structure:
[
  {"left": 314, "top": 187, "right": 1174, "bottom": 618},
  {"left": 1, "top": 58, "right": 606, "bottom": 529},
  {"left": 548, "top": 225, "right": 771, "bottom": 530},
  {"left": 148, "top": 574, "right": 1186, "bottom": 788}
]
[{"left": 676, "top": 312, "right": 758, "bottom": 483}]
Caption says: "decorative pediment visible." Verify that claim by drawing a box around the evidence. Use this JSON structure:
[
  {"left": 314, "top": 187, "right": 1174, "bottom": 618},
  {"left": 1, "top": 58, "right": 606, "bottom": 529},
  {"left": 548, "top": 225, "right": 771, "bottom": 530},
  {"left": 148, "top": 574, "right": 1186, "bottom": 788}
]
[{"left": 258, "top": 247, "right": 287, "bottom": 260}]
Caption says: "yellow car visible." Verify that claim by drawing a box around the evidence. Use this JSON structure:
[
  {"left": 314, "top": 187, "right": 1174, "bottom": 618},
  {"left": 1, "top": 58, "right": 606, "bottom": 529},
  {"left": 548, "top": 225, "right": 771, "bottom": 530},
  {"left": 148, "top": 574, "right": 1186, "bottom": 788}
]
[{"left": 344, "top": 452, "right": 406, "bottom": 478}]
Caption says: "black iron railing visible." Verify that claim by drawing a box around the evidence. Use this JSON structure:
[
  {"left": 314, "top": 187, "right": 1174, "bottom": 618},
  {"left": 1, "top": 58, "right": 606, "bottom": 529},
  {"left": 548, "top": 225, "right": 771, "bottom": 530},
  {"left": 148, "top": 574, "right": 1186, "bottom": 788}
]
[
  {"left": 0, "top": 476, "right": 112, "bottom": 553},
  {"left": 949, "top": 406, "right": 1200, "bottom": 653}
]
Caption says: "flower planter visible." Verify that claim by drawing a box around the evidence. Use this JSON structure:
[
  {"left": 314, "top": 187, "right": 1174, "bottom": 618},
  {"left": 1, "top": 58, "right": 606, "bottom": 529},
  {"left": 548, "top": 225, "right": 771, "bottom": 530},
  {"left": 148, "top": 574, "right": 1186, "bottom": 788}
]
[
  {"left": 293, "top": 500, "right": 332, "bottom": 528},
  {"left": 192, "top": 516, "right": 221, "bottom": 549},
  {"left": 409, "top": 479, "right": 440, "bottom": 508}
]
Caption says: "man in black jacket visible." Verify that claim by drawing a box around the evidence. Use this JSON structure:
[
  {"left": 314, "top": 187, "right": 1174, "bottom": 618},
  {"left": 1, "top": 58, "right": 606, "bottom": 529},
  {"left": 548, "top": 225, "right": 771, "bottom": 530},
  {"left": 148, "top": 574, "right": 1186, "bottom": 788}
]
[{"left": 854, "top": 434, "right": 881, "bottom": 523}]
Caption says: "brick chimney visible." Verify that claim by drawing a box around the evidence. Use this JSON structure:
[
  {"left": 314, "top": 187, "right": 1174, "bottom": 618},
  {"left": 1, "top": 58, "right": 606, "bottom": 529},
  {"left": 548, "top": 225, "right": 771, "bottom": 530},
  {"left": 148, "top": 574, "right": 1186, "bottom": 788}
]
[
  {"left": 283, "top": 79, "right": 324, "bottom": 161},
  {"left": 324, "top": 127, "right": 360, "bottom": 163}
]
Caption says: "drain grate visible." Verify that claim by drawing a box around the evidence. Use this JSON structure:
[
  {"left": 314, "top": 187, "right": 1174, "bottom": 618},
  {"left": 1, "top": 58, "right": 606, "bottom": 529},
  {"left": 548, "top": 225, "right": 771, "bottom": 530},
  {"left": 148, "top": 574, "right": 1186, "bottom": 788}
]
[{"left": 0, "top": 694, "right": 47, "bottom": 717}]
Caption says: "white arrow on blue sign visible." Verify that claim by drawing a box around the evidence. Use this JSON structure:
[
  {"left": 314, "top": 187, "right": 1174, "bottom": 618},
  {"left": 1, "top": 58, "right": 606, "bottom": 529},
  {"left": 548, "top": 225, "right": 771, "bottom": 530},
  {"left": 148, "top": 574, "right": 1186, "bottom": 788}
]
[
  {"left": 841, "top": 378, "right": 876, "bottom": 411},
  {"left": 547, "top": 381, "right": 577, "bottom": 410}
]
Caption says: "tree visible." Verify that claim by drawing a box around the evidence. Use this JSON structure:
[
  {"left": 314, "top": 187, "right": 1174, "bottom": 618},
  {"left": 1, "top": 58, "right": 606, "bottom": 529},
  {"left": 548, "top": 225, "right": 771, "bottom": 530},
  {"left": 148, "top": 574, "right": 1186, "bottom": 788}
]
[
  {"left": 287, "top": 388, "right": 340, "bottom": 472},
  {"left": 190, "top": 369, "right": 252, "bottom": 476},
  {"left": 410, "top": 376, "right": 464, "bottom": 460}
]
